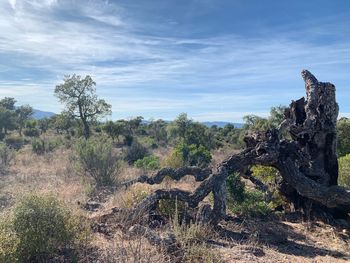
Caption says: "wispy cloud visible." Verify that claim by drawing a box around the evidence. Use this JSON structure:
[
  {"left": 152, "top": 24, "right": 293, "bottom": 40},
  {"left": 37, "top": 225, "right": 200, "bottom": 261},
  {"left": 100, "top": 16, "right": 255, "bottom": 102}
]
[{"left": 0, "top": 0, "right": 350, "bottom": 121}]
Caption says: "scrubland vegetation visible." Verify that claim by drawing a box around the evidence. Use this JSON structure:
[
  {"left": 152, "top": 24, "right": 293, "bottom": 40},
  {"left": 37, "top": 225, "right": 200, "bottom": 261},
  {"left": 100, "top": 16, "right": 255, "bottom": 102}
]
[{"left": 1, "top": 75, "right": 350, "bottom": 262}]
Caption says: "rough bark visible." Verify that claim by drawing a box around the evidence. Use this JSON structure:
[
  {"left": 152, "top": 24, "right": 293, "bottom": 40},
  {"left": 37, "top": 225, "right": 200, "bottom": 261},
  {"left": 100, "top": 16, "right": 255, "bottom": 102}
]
[{"left": 116, "top": 70, "right": 349, "bottom": 228}]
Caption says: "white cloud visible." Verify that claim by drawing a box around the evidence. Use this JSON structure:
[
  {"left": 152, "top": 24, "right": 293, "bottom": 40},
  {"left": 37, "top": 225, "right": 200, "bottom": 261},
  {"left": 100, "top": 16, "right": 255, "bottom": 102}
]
[
  {"left": 8, "top": 0, "right": 16, "bottom": 9},
  {"left": 0, "top": 0, "right": 350, "bottom": 121}
]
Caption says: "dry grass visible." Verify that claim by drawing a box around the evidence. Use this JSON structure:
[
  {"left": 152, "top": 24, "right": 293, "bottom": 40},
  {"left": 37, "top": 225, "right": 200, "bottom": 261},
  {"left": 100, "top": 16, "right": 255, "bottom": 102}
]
[
  {"left": 1, "top": 139, "right": 350, "bottom": 263},
  {"left": 0, "top": 145, "right": 88, "bottom": 211}
]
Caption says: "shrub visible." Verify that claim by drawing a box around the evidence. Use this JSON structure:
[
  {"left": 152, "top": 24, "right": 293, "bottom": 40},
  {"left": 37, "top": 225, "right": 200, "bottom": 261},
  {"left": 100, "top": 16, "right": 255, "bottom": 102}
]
[
  {"left": 226, "top": 173, "right": 245, "bottom": 203},
  {"left": 75, "top": 137, "right": 121, "bottom": 186},
  {"left": 0, "top": 194, "right": 89, "bottom": 262},
  {"left": 251, "top": 165, "right": 278, "bottom": 185},
  {"left": 0, "top": 214, "right": 19, "bottom": 263},
  {"left": 123, "top": 134, "right": 133, "bottom": 146},
  {"left": 174, "top": 143, "right": 212, "bottom": 168},
  {"left": 251, "top": 165, "right": 287, "bottom": 210},
  {"left": 339, "top": 154, "right": 350, "bottom": 187},
  {"left": 157, "top": 198, "right": 186, "bottom": 218},
  {"left": 0, "top": 142, "right": 14, "bottom": 172},
  {"left": 226, "top": 173, "right": 271, "bottom": 217},
  {"left": 161, "top": 149, "right": 185, "bottom": 168},
  {"left": 4, "top": 134, "right": 24, "bottom": 150},
  {"left": 229, "top": 190, "right": 271, "bottom": 217},
  {"left": 171, "top": 215, "right": 219, "bottom": 262},
  {"left": 31, "top": 138, "right": 59, "bottom": 155},
  {"left": 121, "top": 184, "right": 152, "bottom": 208},
  {"left": 134, "top": 155, "right": 160, "bottom": 171},
  {"left": 23, "top": 128, "right": 40, "bottom": 137},
  {"left": 125, "top": 139, "right": 148, "bottom": 164}
]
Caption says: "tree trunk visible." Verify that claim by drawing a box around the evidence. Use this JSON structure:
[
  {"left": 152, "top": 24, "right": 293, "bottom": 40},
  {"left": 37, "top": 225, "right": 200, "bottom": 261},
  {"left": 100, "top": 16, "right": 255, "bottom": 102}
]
[
  {"left": 82, "top": 119, "right": 90, "bottom": 139},
  {"left": 107, "top": 70, "right": 349, "bottom": 231}
]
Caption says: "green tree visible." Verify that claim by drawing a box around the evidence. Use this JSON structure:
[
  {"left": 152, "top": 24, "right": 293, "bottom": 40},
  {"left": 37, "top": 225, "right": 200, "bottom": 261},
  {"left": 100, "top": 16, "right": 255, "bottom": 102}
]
[
  {"left": 16, "top": 105, "right": 33, "bottom": 136},
  {"left": 54, "top": 75, "right": 111, "bottom": 139},
  {"left": 168, "top": 113, "right": 192, "bottom": 142},
  {"left": 51, "top": 113, "right": 75, "bottom": 135},
  {"left": 0, "top": 107, "right": 17, "bottom": 135},
  {"left": 0, "top": 97, "right": 17, "bottom": 135},
  {"left": 102, "top": 120, "right": 125, "bottom": 142},
  {"left": 337, "top": 117, "right": 350, "bottom": 157},
  {"left": 37, "top": 118, "right": 50, "bottom": 134},
  {"left": 268, "top": 105, "right": 287, "bottom": 128},
  {"left": 0, "top": 97, "right": 16, "bottom": 111},
  {"left": 149, "top": 119, "right": 168, "bottom": 143}
]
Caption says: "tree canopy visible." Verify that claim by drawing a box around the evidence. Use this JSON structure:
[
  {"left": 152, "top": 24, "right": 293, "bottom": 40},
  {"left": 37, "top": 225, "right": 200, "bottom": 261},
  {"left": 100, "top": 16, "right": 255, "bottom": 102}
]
[{"left": 54, "top": 75, "right": 111, "bottom": 138}]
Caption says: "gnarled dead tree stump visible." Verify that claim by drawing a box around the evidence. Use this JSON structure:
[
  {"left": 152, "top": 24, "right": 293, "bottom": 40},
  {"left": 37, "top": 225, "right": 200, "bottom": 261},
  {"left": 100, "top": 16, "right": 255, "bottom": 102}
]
[{"left": 116, "top": 70, "right": 350, "bottom": 228}]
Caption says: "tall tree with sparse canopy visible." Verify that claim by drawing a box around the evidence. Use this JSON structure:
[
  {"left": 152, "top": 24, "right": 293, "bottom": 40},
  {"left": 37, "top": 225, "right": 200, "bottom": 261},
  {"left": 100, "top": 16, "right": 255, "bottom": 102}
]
[
  {"left": 16, "top": 105, "right": 33, "bottom": 136},
  {"left": 54, "top": 75, "right": 111, "bottom": 139}
]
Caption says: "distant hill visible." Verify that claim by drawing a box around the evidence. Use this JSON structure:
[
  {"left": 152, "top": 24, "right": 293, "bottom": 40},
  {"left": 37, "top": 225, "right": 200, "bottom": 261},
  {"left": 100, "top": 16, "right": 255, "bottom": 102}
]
[
  {"left": 142, "top": 120, "right": 243, "bottom": 128},
  {"left": 32, "top": 109, "right": 56, "bottom": 119},
  {"left": 201, "top": 121, "right": 243, "bottom": 128},
  {"left": 30, "top": 110, "right": 243, "bottom": 128}
]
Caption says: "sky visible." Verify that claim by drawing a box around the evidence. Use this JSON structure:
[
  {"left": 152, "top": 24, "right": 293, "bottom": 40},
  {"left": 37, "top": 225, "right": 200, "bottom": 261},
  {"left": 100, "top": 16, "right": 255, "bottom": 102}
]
[{"left": 0, "top": 0, "right": 350, "bottom": 122}]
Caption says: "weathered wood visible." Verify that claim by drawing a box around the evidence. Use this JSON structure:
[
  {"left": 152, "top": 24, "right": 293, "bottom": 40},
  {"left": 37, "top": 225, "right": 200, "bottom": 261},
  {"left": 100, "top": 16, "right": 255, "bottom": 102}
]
[{"left": 117, "top": 70, "right": 349, "bottom": 229}]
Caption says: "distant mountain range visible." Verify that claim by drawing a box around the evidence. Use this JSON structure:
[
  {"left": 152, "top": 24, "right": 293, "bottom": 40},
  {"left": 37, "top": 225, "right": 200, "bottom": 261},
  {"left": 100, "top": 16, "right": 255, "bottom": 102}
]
[
  {"left": 31, "top": 109, "right": 244, "bottom": 128},
  {"left": 32, "top": 109, "right": 56, "bottom": 119}
]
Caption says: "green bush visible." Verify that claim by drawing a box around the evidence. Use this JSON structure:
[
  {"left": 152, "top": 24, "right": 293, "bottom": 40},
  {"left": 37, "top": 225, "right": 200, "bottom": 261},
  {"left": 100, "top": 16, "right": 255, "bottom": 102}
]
[
  {"left": 125, "top": 139, "right": 149, "bottom": 164},
  {"left": 339, "top": 154, "right": 350, "bottom": 187},
  {"left": 157, "top": 199, "right": 186, "bottom": 218},
  {"left": 226, "top": 173, "right": 245, "bottom": 203},
  {"left": 123, "top": 134, "right": 133, "bottom": 146},
  {"left": 23, "top": 128, "right": 40, "bottom": 137},
  {"left": 337, "top": 118, "right": 350, "bottom": 157},
  {"left": 226, "top": 173, "right": 271, "bottom": 217},
  {"left": 75, "top": 137, "right": 121, "bottom": 186},
  {"left": 229, "top": 190, "right": 271, "bottom": 217},
  {"left": 0, "top": 194, "right": 89, "bottom": 262},
  {"left": 134, "top": 155, "right": 160, "bottom": 171},
  {"left": 174, "top": 143, "right": 212, "bottom": 168},
  {"left": 251, "top": 165, "right": 287, "bottom": 210},
  {"left": 161, "top": 150, "right": 184, "bottom": 168},
  {"left": 31, "top": 138, "right": 60, "bottom": 155},
  {"left": 0, "top": 142, "right": 14, "bottom": 172},
  {"left": 0, "top": 215, "right": 19, "bottom": 263},
  {"left": 4, "top": 135, "right": 24, "bottom": 150}
]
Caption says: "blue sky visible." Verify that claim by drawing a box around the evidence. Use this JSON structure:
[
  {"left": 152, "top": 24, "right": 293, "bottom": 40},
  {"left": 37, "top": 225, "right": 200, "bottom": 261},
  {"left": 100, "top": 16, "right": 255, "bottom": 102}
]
[{"left": 0, "top": 0, "right": 350, "bottom": 122}]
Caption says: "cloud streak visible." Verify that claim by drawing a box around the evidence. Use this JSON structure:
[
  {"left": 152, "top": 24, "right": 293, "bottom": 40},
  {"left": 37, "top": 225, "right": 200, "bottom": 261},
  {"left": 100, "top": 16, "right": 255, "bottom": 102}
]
[{"left": 0, "top": 0, "right": 350, "bottom": 122}]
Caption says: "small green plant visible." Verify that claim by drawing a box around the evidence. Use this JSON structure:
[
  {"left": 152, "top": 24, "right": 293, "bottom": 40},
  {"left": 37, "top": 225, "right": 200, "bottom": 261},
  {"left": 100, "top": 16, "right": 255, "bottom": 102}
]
[
  {"left": 125, "top": 139, "right": 149, "bottom": 164},
  {"left": 75, "top": 137, "right": 121, "bottom": 186},
  {"left": 23, "top": 128, "right": 40, "bottom": 137},
  {"left": 31, "top": 138, "right": 59, "bottom": 155},
  {"left": 121, "top": 184, "right": 152, "bottom": 208},
  {"left": 339, "top": 154, "right": 350, "bottom": 187},
  {"left": 4, "top": 134, "right": 24, "bottom": 150},
  {"left": 226, "top": 172, "right": 245, "bottom": 203},
  {"left": 161, "top": 149, "right": 184, "bottom": 168},
  {"left": 229, "top": 190, "right": 271, "bottom": 217},
  {"left": 134, "top": 155, "right": 160, "bottom": 171},
  {"left": 0, "top": 214, "right": 19, "bottom": 263},
  {"left": 0, "top": 194, "right": 89, "bottom": 262},
  {"left": 251, "top": 165, "right": 287, "bottom": 210},
  {"left": 226, "top": 173, "right": 271, "bottom": 217},
  {"left": 170, "top": 208, "right": 219, "bottom": 262},
  {"left": 0, "top": 142, "right": 14, "bottom": 172},
  {"left": 157, "top": 198, "right": 186, "bottom": 218}
]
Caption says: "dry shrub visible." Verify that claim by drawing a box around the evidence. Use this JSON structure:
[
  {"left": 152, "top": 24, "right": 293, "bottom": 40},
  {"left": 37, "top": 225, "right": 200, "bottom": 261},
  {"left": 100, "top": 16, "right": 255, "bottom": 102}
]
[{"left": 171, "top": 217, "right": 220, "bottom": 263}]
